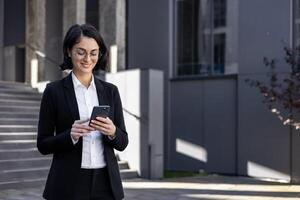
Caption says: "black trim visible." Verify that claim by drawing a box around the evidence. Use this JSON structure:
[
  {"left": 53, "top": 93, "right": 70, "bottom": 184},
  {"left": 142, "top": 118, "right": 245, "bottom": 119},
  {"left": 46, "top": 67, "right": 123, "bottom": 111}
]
[{"left": 170, "top": 74, "right": 237, "bottom": 81}]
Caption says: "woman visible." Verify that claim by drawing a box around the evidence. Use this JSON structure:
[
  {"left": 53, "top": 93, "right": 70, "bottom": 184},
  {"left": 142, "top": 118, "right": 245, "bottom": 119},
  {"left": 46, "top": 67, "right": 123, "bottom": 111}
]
[{"left": 37, "top": 24, "right": 128, "bottom": 200}]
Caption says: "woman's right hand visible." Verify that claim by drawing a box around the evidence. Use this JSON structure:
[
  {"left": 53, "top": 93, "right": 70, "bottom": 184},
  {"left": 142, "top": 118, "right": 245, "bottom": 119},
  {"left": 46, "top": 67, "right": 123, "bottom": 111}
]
[{"left": 71, "top": 119, "right": 95, "bottom": 142}]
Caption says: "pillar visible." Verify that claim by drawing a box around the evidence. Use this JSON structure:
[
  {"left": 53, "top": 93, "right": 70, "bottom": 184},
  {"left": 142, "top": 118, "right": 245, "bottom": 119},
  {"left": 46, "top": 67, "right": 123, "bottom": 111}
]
[
  {"left": 63, "top": 0, "right": 86, "bottom": 36},
  {"left": 99, "top": 0, "right": 126, "bottom": 71},
  {"left": 25, "top": 0, "right": 46, "bottom": 83}
]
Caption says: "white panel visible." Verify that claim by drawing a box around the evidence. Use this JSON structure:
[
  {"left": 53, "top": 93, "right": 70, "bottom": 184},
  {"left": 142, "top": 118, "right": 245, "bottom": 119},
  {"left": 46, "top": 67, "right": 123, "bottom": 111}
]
[
  {"left": 247, "top": 161, "right": 290, "bottom": 181},
  {"left": 106, "top": 70, "right": 141, "bottom": 174},
  {"left": 176, "top": 138, "right": 207, "bottom": 163}
]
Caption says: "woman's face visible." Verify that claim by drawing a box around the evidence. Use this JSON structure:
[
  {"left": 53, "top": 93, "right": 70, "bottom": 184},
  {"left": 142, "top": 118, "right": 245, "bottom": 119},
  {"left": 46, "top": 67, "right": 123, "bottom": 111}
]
[{"left": 69, "top": 36, "right": 100, "bottom": 75}]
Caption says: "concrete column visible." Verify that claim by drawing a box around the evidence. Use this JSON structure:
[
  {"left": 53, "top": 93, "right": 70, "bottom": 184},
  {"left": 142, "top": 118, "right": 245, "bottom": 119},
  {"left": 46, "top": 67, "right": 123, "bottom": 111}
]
[
  {"left": 0, "top": 0, "right": 3, "bottom": 80},
  {"left": 99, "top": 0, "right": 126, "bottom": 71},
  {"left": 25, "top": 0, "right": 46, "bottom": 83},
  {"left": 116, "top": 0, "right": 126, "bottom": 71},
  {"left": 63, "top": 0, "right": 86, "bottom": 36},
  {"left": 99, "top": 0, "right": 116, "bottom": 48}
]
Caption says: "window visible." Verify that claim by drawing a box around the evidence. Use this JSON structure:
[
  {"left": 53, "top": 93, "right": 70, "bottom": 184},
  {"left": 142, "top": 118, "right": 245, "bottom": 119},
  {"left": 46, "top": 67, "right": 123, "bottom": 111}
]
[
  {"left": 175, "top": 0, "right": 237, "bottom": 77},
  {"left": 214, "top": 0, "right": 226, "bottom": 28},
  {"left": 214, "top": 33, "right": 225, "bottom": 74},
  {"left": 176, "top": 0, "right": 211, "bottom": 76}
]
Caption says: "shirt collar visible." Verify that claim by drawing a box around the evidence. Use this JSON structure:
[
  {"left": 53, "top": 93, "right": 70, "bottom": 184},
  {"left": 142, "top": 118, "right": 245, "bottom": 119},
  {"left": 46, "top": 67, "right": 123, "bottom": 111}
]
[
  {"left": 90, "top": 76, "right": 96, "bottom": 90},
  {"left": 71, "top": 72, "right": 96, "bottom": 90}
]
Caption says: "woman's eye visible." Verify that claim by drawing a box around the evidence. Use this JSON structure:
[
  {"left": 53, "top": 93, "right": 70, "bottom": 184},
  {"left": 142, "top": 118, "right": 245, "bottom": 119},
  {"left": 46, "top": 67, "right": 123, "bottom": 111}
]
[{"left": 77, "top": 51, "right": 85, "bottom": 55}]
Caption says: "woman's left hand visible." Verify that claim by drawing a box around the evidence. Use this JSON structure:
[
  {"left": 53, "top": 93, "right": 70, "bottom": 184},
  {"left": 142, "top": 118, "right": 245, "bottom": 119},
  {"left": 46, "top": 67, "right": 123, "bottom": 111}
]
[{"left": 90, "top": 117, "right": 116, "bottom": 137}]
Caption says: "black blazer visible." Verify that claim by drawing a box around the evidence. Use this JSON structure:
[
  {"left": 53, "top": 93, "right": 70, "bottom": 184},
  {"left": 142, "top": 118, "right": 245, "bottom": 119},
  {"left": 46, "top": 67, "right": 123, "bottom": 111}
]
[{"left": 37, "top": 73, "right": 128, "bottom": 200}]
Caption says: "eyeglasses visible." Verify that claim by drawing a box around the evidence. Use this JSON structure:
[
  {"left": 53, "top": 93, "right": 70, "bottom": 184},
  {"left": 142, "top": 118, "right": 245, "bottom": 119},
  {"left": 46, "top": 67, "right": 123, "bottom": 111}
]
[{"left": 74, "top": 48, "right": 101, "bottom": 60}]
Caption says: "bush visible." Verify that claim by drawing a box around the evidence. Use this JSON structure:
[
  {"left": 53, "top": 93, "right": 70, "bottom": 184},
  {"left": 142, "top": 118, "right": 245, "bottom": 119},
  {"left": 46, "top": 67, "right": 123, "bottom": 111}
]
[{"left": 245, "top": 46, "right": 300, "bottom": 129}]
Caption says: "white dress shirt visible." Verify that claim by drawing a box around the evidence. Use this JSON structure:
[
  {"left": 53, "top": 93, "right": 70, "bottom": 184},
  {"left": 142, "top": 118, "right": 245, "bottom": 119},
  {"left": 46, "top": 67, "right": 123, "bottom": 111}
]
[{"left": 71, "top": 72, "right": 106, "bottom": 169}]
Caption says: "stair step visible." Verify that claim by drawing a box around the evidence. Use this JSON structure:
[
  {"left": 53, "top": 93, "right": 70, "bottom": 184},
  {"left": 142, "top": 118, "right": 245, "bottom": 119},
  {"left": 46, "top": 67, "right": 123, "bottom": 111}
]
[
  {"left": 0, "top": 99, "right": 40, "bottom": 107},
  {"left": 0, "top": 88, "right": 39, "bottom": 95},
  {"left": 0, "top": 105, "right": 39, "bottom": 112},
  {"left": 0, "top": 139, "right": 37, "bottom": 149},
  {"left": 0, "top": 112, "right": 39, "bottom": 119},
  {"left": 0, "top": 178, "right": 46, "bottom": 190},
  {"left": 0, "top": 132, "right": 36, "bottom": 140},
  {"left": 0, "top": 118, "right": 38, "bottom": 125},
  {"left": 0, "top": 167, "right": 49, "bottom": 183},
  {"left": 0, "top": 157, "right": 51, "bottom": 171},
  {"left": 0, "top": 81, "right": 35, "bottom": 90},
  {"left": 0, "top": 93, "right": 42, "bottom": 101},
  {"left": 0, "top": 125, "right": 37, "bottom": 132},
  {"left": 0, "top": 148, "right": 43, "bottom": 159},
  {"left": 118, "top": 160, "right": 129, "bottom": 170},
  {"left": 120, "top": 169, "right": 139, "bottom": 179}
]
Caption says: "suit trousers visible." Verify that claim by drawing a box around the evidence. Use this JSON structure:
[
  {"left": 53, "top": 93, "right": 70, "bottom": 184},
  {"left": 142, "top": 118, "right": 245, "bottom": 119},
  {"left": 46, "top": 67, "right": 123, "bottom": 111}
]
[{"left": 73, "top": 167, "right": 115, "bottom": 200}]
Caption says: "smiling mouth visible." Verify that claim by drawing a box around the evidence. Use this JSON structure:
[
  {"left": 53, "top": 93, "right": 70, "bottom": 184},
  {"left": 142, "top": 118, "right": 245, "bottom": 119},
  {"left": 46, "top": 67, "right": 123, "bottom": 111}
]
[{"left": 81, "top": 64, "right": 91, "bottom": 68}]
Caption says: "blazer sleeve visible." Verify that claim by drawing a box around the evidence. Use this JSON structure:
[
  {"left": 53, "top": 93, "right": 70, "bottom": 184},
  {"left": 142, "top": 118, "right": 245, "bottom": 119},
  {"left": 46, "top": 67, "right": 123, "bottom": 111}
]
[
  {"left": 37, "top": 84, "right": 74, "bottom": 155},
  {"left": 104, "top": 86, "right": 129, "bottom": 151}
]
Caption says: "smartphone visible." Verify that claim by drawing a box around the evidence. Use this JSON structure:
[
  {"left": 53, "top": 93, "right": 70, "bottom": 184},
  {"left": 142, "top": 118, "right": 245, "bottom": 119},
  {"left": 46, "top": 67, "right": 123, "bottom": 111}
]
[{"left": 89, "top": 105, "right": 110, "bottom": 126}]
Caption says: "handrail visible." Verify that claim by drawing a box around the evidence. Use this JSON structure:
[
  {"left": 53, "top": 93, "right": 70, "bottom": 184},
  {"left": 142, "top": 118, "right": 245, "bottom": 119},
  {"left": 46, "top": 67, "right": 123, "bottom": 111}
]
[
  {"left": 25, "top": 43, "right": 60, "bottom": 67},
  {"left": 122, "top": 107, "right": 148, "bottom": 124}
]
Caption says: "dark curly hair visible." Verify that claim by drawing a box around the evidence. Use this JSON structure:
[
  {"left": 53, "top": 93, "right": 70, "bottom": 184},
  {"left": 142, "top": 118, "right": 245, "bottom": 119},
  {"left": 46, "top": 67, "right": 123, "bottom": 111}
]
[{"left": 60, "top": 24, "right": 108, "bottom": 71}]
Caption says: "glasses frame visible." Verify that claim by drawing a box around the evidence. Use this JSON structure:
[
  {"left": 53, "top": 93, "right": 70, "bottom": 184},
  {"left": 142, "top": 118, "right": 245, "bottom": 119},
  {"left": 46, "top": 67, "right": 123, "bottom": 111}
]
[{"left": 73, "top": 48, "right": 102, "bottom": 60}]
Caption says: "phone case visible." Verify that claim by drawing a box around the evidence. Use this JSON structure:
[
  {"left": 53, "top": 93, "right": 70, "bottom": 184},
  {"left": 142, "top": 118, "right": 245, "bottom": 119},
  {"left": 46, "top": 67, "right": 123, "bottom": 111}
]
[{"left": 89, "top": 105, "right": 110, "bottom": 125}]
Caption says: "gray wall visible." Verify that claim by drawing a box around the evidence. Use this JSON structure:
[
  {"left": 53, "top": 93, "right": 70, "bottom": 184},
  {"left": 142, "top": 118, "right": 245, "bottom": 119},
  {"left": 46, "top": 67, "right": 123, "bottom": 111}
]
[
  {"left": 127, "top": 0, "right": 170, "bottom": 72},
  {"left": 169, "top": 77, "right": 237, "bottom": 174},
  {"left": 86, "top": 0, "right": 99, "bottom": 30},
  {"left": 127, "top": 0, "right": 171, "bottom": 169},
  {"left": 292, "top": 122, "right": 300, "bottom": 182},
  {"left": 3, "top": 0, "right": 25, "bottom": 82},
  {"left": 3, "top": 46, "right": 25, "bottom": 82},
  {"left": 3, "top": 0, "right": 25, "bottom": 46},
  {"left": 0, "top": 0, "right": 3, "bottom": 80},
  {"left": 237, "top": 0, "right": 292, "bottom": 180}
]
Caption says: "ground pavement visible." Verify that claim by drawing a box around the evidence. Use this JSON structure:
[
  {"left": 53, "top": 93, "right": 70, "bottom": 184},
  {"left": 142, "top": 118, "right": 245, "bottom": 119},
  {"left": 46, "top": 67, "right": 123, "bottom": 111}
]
[{"left": 0, "top": 175, "right": 300, "bottom": 200}]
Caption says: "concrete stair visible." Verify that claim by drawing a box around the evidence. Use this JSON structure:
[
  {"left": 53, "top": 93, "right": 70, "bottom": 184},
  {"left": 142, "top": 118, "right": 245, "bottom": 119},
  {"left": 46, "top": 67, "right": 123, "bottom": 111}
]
[
  {"left": 118, "top": 160, "right": 139, "bottom": 179},
  {"left": 0, "top": 81, "right": 138, "bottom": 190},
  {"left": 0, "top": 82, "right": 47, "bottom": 190}
]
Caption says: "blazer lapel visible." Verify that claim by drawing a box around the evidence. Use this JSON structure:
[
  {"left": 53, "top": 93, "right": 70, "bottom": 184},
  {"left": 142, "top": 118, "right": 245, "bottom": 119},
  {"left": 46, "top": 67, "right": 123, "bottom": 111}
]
[
  {"left": 94, "top": 77, "right": 108, "bottom": 106},
  {"left": 63, "top": 73, "right": 80, "bottom": 121}
]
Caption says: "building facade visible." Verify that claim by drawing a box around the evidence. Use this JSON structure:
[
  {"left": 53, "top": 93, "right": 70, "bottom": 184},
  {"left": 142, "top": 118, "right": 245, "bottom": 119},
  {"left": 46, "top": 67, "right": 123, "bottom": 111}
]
[
  {"left": 0, "top": 0, "right": 299, "bottom": 182},
  {"left": 126, "top": 0, "right": 299, "bottom": 182}
]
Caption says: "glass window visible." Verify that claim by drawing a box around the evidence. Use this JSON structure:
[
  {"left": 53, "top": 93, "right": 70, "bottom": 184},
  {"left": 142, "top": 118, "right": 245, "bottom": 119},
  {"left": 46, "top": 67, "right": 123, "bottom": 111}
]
[
  {"left": 175, "top": 0, "right": 237, "bottom": 77},
  {"left": 213, "top": 33, "right": 225, "bottom": 74},
  {"left": 214, "top": 0, "right": 226, "bottom": 28},
  {"left": 176, "top": 0, "right": 211, "bottom": 76}
]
